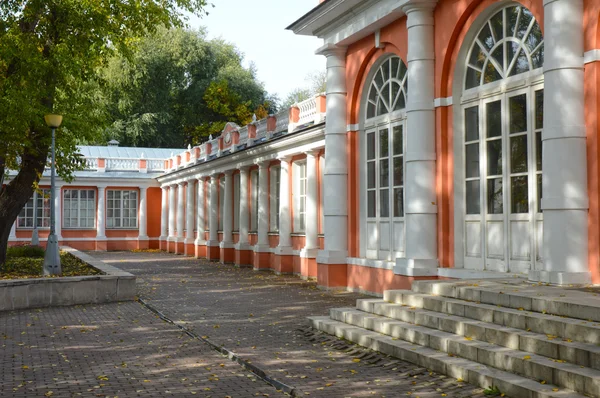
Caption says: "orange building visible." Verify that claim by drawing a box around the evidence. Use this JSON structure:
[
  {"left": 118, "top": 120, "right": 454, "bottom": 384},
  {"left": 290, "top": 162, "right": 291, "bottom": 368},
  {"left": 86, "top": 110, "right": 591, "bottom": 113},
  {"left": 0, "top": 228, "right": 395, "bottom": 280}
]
[{"left": 8, "top": 0, "right": 600, "bottom": 293}]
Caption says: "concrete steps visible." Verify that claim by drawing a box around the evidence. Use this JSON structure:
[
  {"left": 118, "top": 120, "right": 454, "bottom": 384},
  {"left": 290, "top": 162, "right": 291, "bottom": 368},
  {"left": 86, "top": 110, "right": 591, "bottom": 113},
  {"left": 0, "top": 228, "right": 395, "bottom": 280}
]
[{"left": 309, "top": 280, "right": 600, "bottom": 398}]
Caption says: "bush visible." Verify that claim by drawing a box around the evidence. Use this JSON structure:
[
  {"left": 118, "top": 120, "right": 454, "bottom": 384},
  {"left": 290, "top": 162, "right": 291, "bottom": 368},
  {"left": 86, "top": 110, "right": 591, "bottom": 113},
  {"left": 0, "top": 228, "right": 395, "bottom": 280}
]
[{"left": 6, "top": 245, "right": 45, "bottom": 259}]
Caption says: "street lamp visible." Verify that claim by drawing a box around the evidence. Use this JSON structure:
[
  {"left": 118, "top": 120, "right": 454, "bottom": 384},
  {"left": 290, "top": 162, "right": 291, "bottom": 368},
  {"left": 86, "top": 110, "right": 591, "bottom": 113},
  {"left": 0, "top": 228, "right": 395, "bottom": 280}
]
[{"left": 43, "top": 114, "right": 62, "bottom": 276}]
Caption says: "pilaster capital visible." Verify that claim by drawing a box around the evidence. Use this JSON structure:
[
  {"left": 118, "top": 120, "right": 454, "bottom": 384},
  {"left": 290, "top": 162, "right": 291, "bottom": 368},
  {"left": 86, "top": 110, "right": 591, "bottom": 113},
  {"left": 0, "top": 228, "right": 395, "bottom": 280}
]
[
  {"left": 277, "top": 155, "right": 293, "bottom": 164},
  {"left": 196, "top": 175, "right": 205, "bottom": 183},
  {"left": 238, "top": 165, "right": 251, "bottom": 173},
  {"left": 160, "top": 185, "right": 169, "bottom": 191},
  {"left": 317, "top": 43, "right": 347, "bottom": 59},
  {"left": 401, "top": 0, "right": 437, "bottom": 13},
  {"left": 139, "top": 186, "right": 147, "bottom": 193},
  {"left": 304, "top": 149, "right": 320, "bottom": 158},
  {"left": 223, "top": 169, "right": 234, "bottom": 177},
  {"left": 97, "top": 185, "right": 107, "bottom": 192},
  {"left": 254, "top": 159, "right": 269, "bottom": 170},
  {"left": 402, "top": 0, "right": 436, "bottom": 25},
  {"left": 177, "top": 181, "right": 186, "bottom": 187},
  {"left": 210, "top": 174, "right": 219, "bottom": 182}
]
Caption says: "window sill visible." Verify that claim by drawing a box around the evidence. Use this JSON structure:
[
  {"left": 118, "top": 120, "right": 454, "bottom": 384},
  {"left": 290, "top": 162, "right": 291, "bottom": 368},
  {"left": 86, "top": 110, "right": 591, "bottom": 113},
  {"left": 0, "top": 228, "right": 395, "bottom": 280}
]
[
  {"left": 268, "top": 232, "right": 280, "bottom": 236},
  {"left": 106, "top": 228, "right": 139, "bottom": 230},
  {"left": 291, "top": 232, "right": 306, "bottom": 237},
  {"left": 16, "top": 228, "right": 50, "bottom": 230}
]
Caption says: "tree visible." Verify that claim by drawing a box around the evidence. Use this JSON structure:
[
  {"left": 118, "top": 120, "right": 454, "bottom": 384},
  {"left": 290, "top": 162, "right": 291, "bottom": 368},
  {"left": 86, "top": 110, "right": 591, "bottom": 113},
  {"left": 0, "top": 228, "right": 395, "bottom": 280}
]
[
  {"left": 100, "top": 27, "right": 276, "bottom": 148},
  {"left": 0, "top": 0, "right": 209, "bottom": 267},
  {"left": 281, "top": 70, "right": 327, "bottom": 109}
]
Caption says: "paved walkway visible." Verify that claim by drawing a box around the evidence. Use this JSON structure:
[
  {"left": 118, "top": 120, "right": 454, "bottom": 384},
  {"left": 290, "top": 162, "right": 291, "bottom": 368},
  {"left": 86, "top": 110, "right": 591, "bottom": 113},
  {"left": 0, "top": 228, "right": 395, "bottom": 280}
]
[{"left": 0, "top": 251, "right": 488, "bottom": 397}]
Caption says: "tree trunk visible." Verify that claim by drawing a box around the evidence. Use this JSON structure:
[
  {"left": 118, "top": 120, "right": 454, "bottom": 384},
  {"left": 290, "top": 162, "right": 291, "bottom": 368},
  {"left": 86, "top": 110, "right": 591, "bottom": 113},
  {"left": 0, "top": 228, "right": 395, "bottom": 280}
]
[{"left": 0, "top": 143, "right": 48, "bottom": 268}]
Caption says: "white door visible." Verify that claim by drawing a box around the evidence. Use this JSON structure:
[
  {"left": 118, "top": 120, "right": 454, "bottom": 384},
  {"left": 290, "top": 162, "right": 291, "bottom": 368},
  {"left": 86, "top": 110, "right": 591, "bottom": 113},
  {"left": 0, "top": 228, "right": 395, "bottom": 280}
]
[{"left": 463, "top": 86, "right": 544, "bottom": 272}]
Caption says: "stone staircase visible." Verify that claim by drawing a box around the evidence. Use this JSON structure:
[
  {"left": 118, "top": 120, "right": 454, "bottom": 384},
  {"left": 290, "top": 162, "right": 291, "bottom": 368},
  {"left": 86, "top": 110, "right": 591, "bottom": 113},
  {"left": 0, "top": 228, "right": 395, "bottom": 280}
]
[{"left": 309, "top": 279, "right": 600, "bottom": 398}]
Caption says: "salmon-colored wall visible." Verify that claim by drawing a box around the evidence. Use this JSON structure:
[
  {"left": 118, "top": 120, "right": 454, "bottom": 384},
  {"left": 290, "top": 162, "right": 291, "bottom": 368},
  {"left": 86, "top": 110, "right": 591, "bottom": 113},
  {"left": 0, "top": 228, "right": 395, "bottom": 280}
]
[
  {"left": 63, "top": 230, "right": 96, "bottom": 238},
  {"left": 291, "top": 235, "right": 305, "bottom": 251},
  {"left": 586, "top": 61, "right": 600, "bottom": 283},
  {"left": 347, "top": 265, "right": 438, "bottom": 295},
  {"left": 147, "top": 187, "right": 161, "bottom": 238},
  {"left": 106, "top": 230, "right": 138, "bottom": 238},
  {"left": 268, "top": 234, "right": 279, "bottom": 248}
]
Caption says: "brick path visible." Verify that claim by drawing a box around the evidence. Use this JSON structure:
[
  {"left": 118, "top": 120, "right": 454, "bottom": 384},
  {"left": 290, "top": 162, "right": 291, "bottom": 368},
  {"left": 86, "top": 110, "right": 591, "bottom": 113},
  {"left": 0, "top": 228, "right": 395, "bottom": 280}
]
[{"left": 90, "top": 251, "right": 488, "bottom": 398}]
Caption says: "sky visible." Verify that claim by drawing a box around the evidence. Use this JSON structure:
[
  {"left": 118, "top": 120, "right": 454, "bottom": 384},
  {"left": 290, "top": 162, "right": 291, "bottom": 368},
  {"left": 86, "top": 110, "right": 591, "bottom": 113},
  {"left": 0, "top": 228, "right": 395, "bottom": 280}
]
[{"left": 186, "top": 0, "right": 325, "bottom": 103}]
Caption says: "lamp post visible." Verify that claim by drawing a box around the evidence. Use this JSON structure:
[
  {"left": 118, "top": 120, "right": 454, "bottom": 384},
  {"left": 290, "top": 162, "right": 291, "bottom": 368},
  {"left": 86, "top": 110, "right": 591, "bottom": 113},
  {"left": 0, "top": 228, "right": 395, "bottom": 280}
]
[{"left": 43, "top": 114, "right": 62, "bottom": 276}]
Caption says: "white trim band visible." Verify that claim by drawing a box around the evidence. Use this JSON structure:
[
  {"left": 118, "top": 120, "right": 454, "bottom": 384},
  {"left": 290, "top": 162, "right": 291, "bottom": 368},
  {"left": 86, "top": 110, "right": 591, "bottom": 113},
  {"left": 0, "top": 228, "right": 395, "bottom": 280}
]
[
  {"left": 434, "top": 97, "right": 453, "bottom": 108},
  {"left": 584, "top": 50, "right": 600, "bottom": 64}
]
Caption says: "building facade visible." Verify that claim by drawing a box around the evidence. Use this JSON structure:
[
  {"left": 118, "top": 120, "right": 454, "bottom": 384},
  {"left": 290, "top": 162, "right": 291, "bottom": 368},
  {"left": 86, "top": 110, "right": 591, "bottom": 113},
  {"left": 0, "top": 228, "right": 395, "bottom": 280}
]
[{"left": 7, "top": 0, "right": 600, "bottom": 293}]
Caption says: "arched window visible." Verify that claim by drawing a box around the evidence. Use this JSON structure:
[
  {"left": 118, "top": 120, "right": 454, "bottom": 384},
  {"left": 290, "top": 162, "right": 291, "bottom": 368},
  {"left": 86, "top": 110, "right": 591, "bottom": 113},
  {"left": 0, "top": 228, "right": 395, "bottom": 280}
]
[
  {"left": 465, "top": 5, "right": 544, "bottom": 89},
  {"left": 458, "top": 4, "right": 544, "bottom": 274},
  {"left": 366, "top": 56, "right": 408, "bottom": 119},
  {"left": 362, "top": 55, "right": 408, "bottom": 261}
]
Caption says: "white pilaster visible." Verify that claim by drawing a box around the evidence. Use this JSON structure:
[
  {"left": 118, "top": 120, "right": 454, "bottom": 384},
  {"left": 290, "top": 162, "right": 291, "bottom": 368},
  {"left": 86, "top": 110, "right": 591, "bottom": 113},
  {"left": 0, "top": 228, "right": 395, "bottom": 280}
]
[
  {"left": 160, "top": 186, "right": 168, "bottom": 239},
  {"left": 9, "top": 220, "right": 16, "bottom": 239},
  {"left": 96, "top": 186, "right": 106, "bottom": 239},
  {"left": 185, "top": 180, "right": 195, "bottom": 244},
  {"left": 208, "top": 174, "right": 219, "bottom": 246},
  {"left": 54, "top": 185, "right": 62, "bottom": 240},
  {"left": 195, "top": 177, "right": 205, "bottom": 245},
  {"left": 168, "top": 184, "right": 176, "bottom": 240},
  {"left": 176, "top": 182, "right": 185, "bottom": 242},
  {"left": 139, "top": 187, "right": 148, "bottom": 239},
  {"left": 302, "top": 151, "right": 319, "bottom": 258},
  {"left": 317, "top": 45, "right": 348, "bottom": 265},
  {"left": 530, "top": 0, "right": 591, "bottom": 284},
  {"left": 236, "top": 166, "right": 251, "bottom": 251},
  {"left": 255, "top": 161, "right": 270, "bottom": 252},
  {"left": 276, "top": 157, "right": 293, "bottom": 254},
  {"left": 221, "top": 171, "right": 234, "bottom": 247},
  {"left": 395, "top": 2, "right": 438, "bottom": 276}
]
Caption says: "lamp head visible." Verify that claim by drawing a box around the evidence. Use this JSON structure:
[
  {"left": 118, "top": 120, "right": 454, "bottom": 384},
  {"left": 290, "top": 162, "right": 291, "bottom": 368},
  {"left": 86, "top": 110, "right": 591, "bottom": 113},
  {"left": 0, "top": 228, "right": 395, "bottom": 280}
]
[{"left": 44, "top": 114, "right": 63, "bottom": 128}]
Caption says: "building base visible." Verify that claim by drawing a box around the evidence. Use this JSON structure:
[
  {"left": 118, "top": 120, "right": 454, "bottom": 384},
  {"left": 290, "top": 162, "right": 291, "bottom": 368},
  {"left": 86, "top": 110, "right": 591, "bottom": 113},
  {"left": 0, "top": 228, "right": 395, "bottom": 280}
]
[{"left": 529, "top": 270, "right": 592, "bottom": 285}]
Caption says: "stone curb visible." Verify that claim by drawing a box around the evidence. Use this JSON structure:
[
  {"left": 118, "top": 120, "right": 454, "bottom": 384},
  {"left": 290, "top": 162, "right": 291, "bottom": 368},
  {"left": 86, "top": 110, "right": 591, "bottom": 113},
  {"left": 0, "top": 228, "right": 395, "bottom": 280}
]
[
  {"left": 0, "top": 246, "right": 136, "bottom": 312},
  {"left": 137, "top": 297, "right": 297, "bottom": 396}
]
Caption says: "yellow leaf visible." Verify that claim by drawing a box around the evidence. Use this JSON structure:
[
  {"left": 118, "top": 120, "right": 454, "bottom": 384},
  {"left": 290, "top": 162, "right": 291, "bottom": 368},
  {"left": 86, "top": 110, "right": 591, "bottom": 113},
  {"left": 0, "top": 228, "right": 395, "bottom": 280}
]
[
  {"left": 22, "top": 366, "right": 29, "bottom": 370},
  {"left": 45, "top": 392, "right": 53, "bottom": 397},
  {"left": 523, "top": 355, "right": 531, "bottom": 360},
  {"left": 352, "top": 358, "right": 361, "bottom": 363},
  {"left": 464, "top": 337, "right": 473, "bottom": 341},
  {"left": 540, "top": 380, "right": 546, "bottom": 384},
  {"left": 552, "top": 388, "right": 559, "bottom": 392}
]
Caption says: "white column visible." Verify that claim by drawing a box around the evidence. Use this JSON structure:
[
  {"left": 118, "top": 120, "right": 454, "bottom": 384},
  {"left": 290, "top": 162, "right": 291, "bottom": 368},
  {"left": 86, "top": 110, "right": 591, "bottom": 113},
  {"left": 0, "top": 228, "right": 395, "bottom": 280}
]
[
  {"left": 160, "top": 186, "right": 168, "bottom": 239},
  {"left": 195, "top": 177, "right": 205, "bottom": 245},
  {"left": 176, "top": 182, "right": 185, "bottom": 242},
  {"left": 255, "top": 161, "right": 270, "bottom": 251},
  {"left": 317, "top": 45, "right": 348, "bottom": 265},
  {"left": 185, "top": 180, "right": 195, "bottom": 245},
  {"left": 395, "top": 2, "right": 438, "bottom": 276},
  {"left": 168, "top": 184, "right": 176, "bottom": 240},
  {"left": 303, "top": 151, "right": 319, "bottom": 256},
  {"left": 236, "top": 166, "right": 251, "bottom": 250},
  {"left": 221, "top": 171, "right": 234, "bottom": 245},
  {"left": 208, "top": 174, "right": 219, "bottom": 245},
  {"left": 532, "top": 0, "right": 590, "bottom": 284},
  {"left": 9, "top": 219, "right": 16, "bottom": 239},
  {"left": 276, "top": 157, "right": 292, "bottom": 253},
  {"left": 54, "top": 185, "right": 62, "bottom": 240},
  {"left": 139, "top": 187, "right": 148, "bottom": 239},
  {"left": 97, "top": 186, "right": 106, "bottom": 239}
]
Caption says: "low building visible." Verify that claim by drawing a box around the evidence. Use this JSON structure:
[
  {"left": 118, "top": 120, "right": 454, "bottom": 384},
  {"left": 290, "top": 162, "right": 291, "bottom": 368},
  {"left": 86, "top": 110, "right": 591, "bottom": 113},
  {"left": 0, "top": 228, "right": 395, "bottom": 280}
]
[{"left": 8, "top": 0, "right": 600, "bottom": 293}]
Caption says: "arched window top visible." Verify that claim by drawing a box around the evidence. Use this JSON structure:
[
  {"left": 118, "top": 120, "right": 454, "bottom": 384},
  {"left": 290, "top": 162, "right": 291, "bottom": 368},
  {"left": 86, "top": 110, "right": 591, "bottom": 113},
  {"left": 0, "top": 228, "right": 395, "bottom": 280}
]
[
  {"left": 366, "top": 56, "right": 408, "bottom": 120},
  {"left": 465, "top": 5, "right": 544, "bottom": 90}
]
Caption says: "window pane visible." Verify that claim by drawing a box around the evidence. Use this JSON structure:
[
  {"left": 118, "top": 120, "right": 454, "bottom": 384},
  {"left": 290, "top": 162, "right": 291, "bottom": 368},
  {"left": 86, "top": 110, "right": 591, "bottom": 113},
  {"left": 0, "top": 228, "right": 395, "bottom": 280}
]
[
  {"left": 367, "top": 132, "right": 375, "bottom": 160},
  {"left": 510, "top": 135, "right": 528, "bottom": 173},
  {"left": 509, "top": 94, "right": 527, "bottom": 133},
  {"left": 367, "top": 191, "right": 376, "bottom": 218},
  {"left": 536, "top": 131, "right": 542, "bottom": 171},
  {"left": 535, "top": 90, "right": 543, "bottom": 130},
  {"left": 380, "top": 189, "right": 389, "bottom": 218},
  {"left": 466, "top": 180, "right": 481, "bottom": 214},
  {"left": 380, "top": 159, "right": 389, "bottom": 187},
  {"left": 393, "top": 125, "right": 403, "bottom": 155},
  {"left": 465, "top": 143, "right": 480, "bottom": 178},
  {"left": 367, "top": 162, "right": 376, "bottom": 189},
  {"left": 487, "top": 140, "right": 503, "bottom": 176},
  {"left": 511, "top": 176, "right": 529, "bottom": 213},
  {"left": 486, "top": 101, "right": 502, "bottom": 137},
  {"left": 465, "top": 106, "right": 479, "bottom": 141},
  {"left": 466, "top": 67, "right": 482, "bottom": 89},
  {"left": 379, "top": 129, "right": 389, "bottom": 157},
  {"left": 393, "top": 188, "right": 404, "bottom": 217},
  {"left": 487, "top": 178, "right": 503, "bottom": 214},
  {"left": 393, "top": 157, "right": 403, "bottom": 186}
]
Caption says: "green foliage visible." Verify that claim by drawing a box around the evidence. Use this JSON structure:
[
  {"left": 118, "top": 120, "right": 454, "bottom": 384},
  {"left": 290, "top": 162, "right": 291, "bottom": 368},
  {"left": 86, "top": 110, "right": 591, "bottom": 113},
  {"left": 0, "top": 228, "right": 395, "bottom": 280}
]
[
  {"left": 1, "top": 251, "right": 102, "bottom": 279},
  {"left": 100, "top": 27, "right": 276, "bottom": 148},
  {"left": 281, "top": 70, "right": 326, "bottom": 109},
  {"left": 0, "top": 0, "right": 209, "bottom": 181},
  {"left": 6, "top": 245, "right": 45, "bottom": 259},
  {"left": 483, "top": 385, "right": 502, "bottom": 396}
]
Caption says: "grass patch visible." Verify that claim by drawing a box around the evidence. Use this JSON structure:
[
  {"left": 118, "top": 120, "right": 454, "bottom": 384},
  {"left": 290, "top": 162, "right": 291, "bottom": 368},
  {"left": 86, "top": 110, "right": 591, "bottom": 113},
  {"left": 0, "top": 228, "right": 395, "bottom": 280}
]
[
  {"left": 7, "top": 244, "right": 45, "bottom": 258},
  {"left": 1, "top": 251, "right": 102, "bottom": 280}
]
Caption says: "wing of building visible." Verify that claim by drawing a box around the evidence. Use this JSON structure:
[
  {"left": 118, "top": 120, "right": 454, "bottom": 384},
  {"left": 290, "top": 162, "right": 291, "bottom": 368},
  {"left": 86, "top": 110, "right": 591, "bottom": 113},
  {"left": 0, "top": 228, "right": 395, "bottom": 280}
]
[{"left": 8, "top": 0, "right": 600, "bottom": 291}]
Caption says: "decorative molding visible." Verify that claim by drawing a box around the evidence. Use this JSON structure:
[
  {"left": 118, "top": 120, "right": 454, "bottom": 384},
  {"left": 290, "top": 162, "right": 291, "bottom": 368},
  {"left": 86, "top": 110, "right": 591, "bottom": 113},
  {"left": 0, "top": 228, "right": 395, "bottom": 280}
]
[
  {"left": 434, "top": 97, "right": 453, "bottom": 108},
  {"left": 584, "top": 49, "right": 600, "bottom": 64},
  {"left": 347, "top": 124, "right": 359, "bottom": 132}
]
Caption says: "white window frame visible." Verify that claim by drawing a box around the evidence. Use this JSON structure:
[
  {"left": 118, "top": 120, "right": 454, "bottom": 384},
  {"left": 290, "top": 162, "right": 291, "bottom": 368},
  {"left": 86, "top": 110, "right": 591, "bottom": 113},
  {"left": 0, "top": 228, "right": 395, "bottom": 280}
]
[
  {"left": 293, "top": 161, "right": 307, "bottom": 233},
  {"left": 18, "top": 189, "right": 51, "bottom": 229},
  {"left": 269, "top": 165, "right": 281, "bottom": 232},
  {"left": 250, "top": 170, "right": 259, "bottom": 232},
  {"left": 233, "top": 173, "right": 240, "bottom": 232},
  {"left": 107, "top": 189, "right": 138, "bottom": 229},
  {"left": 63, "top": 189, "right": 96, "bottom": 229}
]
